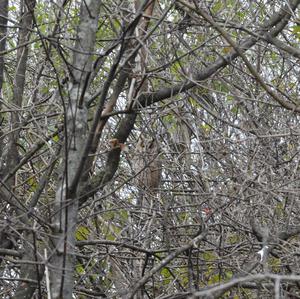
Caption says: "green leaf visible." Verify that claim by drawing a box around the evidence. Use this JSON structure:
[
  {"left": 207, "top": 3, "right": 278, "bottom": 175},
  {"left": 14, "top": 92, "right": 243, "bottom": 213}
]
[
  {"left": 269, "top": 257, "right": 281, "bottom": 272},
  {"left": 52, "top": 134, "right": 59, "bottom": 143},
  {"left": 231, "top": 105, "right": 239, "bottom": 114},
  {"left": 202, "top": 251, "right": 216, "bottom": 262},
  {"left": 275, "top": 202, "right": 284, "bottom": 217},
  {"left": 8, "top": 5, "right": 17, "bottom": 11},
  {"left": 76, "top": 264, "right": 85, "bottom": 274},
  {"left": 160, "top": 267, "right": 172, "bottom": 285},
  {"left": 208, "top": 274, "right": 220, "bottom": 285},
  {"left": 292, "top": 25, "right": 300, "bottom": 40},
  {"left": 226, "top": 95, "right": 234, "bottom": 102},
  {"left": 200, "top": 123, "right": 212, "bottom": 135},
  {"left": 212, "top": 0, "right": 223, "bottom": 14},
  {"left": 76, "top": 226, "right": 90, "bottom": 241},
  {"left": 28, "top": 177, "right": 37, "bottom": 192},
  {"left": 227, "top": 233, "right": 240, "bottom": 245}
]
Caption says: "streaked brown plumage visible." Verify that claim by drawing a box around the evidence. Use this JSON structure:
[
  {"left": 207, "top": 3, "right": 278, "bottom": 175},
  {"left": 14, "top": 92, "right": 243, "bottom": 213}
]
[{"left": 133, "top": 136, "right": 161, "bottom": 192}]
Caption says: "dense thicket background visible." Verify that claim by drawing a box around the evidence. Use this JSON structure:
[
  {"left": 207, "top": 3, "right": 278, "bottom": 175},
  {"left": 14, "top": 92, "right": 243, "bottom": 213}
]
[{"left": 1, "top": 0, "right": 300, "bottom": 298}]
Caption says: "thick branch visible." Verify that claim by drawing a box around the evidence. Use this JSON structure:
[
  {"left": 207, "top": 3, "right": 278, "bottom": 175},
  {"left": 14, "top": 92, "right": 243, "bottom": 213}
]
[{"left": 134, "top": 0, "right": 300, "bottom": 109}]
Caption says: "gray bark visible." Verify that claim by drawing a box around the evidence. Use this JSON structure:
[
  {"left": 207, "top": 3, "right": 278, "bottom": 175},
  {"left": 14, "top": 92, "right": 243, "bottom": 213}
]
[
  {"left": 2, "top": 1, "right": 42, "bottom": 299},
  {"left": 0, "top": 0, "right": 9, "bottom": 266},
  {"left": 0, "top": 0, "right": 8, "bottom": 93},
  {"left": 4, "top": 0, "right": 36, "bottom": 185},
  {"left": 49, "top": 1, "right": 102, "bottom": 298}
]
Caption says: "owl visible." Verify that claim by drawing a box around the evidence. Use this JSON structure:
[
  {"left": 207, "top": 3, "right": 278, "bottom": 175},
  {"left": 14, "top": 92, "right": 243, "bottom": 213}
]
[{"left": 133, "top": 136, "right": 161, "bottom": 192}]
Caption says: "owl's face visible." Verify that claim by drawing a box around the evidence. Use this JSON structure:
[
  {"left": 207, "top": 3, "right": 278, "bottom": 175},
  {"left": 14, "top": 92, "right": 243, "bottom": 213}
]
[{"left": 136, "top": 136, "right": 157, "bottom": 154}]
